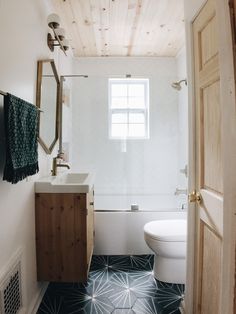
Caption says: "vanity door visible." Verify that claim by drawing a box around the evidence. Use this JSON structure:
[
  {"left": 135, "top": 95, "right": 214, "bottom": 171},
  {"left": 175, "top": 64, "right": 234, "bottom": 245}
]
[
  {"left": 35, "top": 192, "right": 93, "bottom": 282},
  {"left": 35, "top": 193, "right": 79, "bottom": 282}
]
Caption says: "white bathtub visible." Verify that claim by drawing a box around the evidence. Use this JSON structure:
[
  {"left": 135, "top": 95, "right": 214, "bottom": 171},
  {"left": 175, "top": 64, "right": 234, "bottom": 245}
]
[{"left": 94, "top": 210, "right": 187, "bottom": 255}]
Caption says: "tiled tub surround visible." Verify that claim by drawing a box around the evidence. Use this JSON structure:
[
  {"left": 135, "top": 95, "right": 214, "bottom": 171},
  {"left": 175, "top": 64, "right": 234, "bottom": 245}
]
[{"left": 37, "top": 255, "right": 184, "bottom": 314}]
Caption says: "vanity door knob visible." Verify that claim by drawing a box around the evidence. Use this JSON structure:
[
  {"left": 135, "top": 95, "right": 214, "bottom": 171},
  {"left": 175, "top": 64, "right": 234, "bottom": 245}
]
[{"left": 90, "top": 202, "right": 94, "bottom": 206}]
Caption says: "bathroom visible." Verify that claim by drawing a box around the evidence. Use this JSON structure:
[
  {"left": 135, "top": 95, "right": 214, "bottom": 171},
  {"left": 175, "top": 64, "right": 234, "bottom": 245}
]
[
  {"left": 67, "top": 55, "right": 188, "bottom": 255},
  {"left": 0, "top": 0, "right": 236, "bottom": 314}
]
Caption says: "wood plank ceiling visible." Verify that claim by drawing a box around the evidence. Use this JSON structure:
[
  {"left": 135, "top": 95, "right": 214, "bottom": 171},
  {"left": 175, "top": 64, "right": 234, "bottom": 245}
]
[{"left": 51, "top": 0, "right": 185, "bottom": 57}]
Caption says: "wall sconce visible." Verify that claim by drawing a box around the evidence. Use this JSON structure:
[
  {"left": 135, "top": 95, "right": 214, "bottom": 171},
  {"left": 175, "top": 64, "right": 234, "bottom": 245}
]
[{"left": 47, "top": 13, "right": 69, "bottom": 56}]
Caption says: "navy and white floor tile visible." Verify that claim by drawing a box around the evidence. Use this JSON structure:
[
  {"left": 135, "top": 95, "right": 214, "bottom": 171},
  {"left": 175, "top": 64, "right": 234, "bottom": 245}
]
[{"left": 37, "top": 255, "right": 184, "bottom": 314}]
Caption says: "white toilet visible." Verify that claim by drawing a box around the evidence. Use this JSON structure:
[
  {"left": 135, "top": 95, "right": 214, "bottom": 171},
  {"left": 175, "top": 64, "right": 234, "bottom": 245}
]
[{"left": 144, "top": 219, "right": 187, "bottom": 284}]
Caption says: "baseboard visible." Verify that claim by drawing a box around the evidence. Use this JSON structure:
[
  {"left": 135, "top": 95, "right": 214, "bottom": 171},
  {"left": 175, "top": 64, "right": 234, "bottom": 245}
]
[
  {"left": 27, "top": 282, "right": 48, "bottom": 314},
  {"left": 179, "top": 299, "right": 186, "bottom": 314}
]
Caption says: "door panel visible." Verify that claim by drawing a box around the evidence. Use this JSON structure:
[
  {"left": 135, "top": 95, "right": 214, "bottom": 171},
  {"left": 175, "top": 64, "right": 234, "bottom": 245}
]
[
  {"left": 200, "top": 15, "right": 218, "bottom": 67},
  {"left": 192, "top": 0, "right": 224, "bottom": 312},
  {"left": 202, "top": 79, "right": 222, "bottom": 193},
  {"left": 200, "top": 190, "right": 223, "bottom": 235},
  {"left": 200, "top": 223, "right": 222, "bottom": 314}
]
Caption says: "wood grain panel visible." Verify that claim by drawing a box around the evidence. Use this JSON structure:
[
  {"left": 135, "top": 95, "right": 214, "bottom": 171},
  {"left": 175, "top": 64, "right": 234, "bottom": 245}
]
[
  {"left": 192, "top": 0, "right": 224, "bottom": 312},
  {"left": 86, "top": 188, "right": 94, "bottom": 272},
  {"left": 228, "top": 4, "right": 236, "bottom": 310},
  {"left": 229, "top": 0, "right": 236, "bottom": 96},
  {"left": 199, "top": 222, "right": 222, "bottom": 314},
  {"left": 51, "top": 0, "right": 185, "bottom": 57},
  {"left": 55, "top": 194, "right": 75, "bottom": 281},
  {"left": 202, "top": 80, "right": 223, "bottom": 193},
  {"left": 35, "top": 192, "right": 94, "bottom": 282},
  {"left": 235, "top": 247, "right": 236, "bottom": 313},
  {"left": 200, "top": 15, "right": 218, "bottom": 67},
  {"left": 74, "top": 194, "right": 87, "bottom": 282}
]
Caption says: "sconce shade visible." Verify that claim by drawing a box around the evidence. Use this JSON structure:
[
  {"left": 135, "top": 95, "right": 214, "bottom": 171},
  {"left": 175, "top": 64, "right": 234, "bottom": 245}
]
[
  {"left": 47, "top": 13, "right": 60, "bottom": 28},
  {"left": 47, "top": 14, "right": 68, "bottom": 55},
  {"left": 55, "top": 28, "right": 65, "bottom": 40}
]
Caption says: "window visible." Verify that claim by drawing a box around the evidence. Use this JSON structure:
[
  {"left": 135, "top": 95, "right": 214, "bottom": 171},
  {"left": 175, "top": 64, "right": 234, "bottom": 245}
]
[{"left": 109, "top": 78, "right": 149, "bottom": 139}]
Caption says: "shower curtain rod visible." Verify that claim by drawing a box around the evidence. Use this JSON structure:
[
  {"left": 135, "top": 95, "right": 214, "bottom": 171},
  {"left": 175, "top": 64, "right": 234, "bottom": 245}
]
[{"left": 61, "top": 74, "right": 147, "bottom": 79}]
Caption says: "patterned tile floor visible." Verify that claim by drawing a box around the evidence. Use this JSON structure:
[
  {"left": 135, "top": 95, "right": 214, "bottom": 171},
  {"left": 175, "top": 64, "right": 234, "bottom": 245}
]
[{"left": 37, "top": 255, "right": 184, "bottom": 314}]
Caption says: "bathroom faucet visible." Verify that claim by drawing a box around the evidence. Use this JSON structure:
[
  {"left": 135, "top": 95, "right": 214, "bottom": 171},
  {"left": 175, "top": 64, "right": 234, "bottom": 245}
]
[
  {"left": 174, "top": 188, "right": 187, "bottom": 195},
  {"left": 51, "top": 157, "right": 70, "bottom": 176}
]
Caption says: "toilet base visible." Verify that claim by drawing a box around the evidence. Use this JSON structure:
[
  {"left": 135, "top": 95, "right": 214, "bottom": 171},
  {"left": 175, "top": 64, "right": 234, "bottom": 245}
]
[{"left": 153, "top": 255, "right": 186, "bottom": 284}]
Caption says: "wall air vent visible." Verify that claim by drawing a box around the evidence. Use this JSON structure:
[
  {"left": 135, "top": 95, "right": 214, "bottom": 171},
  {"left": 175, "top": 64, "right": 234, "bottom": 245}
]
[{"left": 0, "top": 254, "right": 23, "bottom": 314}]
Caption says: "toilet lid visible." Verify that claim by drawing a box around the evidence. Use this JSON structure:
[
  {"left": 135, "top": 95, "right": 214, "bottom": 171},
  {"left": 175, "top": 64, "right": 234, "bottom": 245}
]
[{"left": 144, "top": 219, "right": 186, "bottom": 242}]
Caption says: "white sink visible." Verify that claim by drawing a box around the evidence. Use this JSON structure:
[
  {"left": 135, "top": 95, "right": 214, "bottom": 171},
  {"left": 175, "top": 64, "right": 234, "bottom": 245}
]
[
  {"left": 35, "top": 173, "right": 94, "bottom": 193},
  {"left": 53, "top": 173, "right": 89, "bottom": 184}
]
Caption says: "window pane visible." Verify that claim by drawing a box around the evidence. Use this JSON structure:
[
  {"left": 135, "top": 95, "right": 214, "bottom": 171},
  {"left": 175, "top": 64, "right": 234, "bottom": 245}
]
[
  {"left": 111, "top": 97, "right": 128, "bottom": 108},
  {"left": 109, "top": 79, "right": 149, "bottom": 139},
  {"left": 112, "top": 113, "right": 128, "bottom": 123},
  {"left": 128, "top": 84, "right": 145, "bottom": 97},
  {"left": 111, "top": 124, "right": 128, "bottom": 137},
  {"left": 128, "top": 97, "right": 145, "bottom": 108},
  {"left": 129, "top": 113, "right": 145, "bottom": 123},
  {"left": 111, "top": 84, "right": 127, "bottom": 97},
  {"left": 128, "top": 124, "right": 145, "bottom": 137}
]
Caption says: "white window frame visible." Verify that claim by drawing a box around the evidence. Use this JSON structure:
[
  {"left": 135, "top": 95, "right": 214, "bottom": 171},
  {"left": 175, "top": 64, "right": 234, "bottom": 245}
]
[{"left": 108, "top": 78, "right": 149, "bottom": 140}]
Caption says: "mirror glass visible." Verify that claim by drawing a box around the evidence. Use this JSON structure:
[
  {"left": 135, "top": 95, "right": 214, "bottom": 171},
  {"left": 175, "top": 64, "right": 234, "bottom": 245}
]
[{"left": 36, "top": 59, "right": 60, "bottom": 154}]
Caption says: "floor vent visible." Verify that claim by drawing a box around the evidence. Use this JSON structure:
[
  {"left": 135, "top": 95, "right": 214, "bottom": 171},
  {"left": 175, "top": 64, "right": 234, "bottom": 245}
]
[{"left": 0, "top": 259, "right": 23, "bottom": 314}]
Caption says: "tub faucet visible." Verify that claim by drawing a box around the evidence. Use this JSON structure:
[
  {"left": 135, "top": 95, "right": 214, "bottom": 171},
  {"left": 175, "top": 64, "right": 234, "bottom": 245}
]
[
  {"left": 51, "top": 157, "right": 70, "bottom": 176},
  {"left": 175, "top": 188, "right": 187, "bottom": 195},
  {"left": 180, "top": 203, "right": 188, "bottom": 210}
]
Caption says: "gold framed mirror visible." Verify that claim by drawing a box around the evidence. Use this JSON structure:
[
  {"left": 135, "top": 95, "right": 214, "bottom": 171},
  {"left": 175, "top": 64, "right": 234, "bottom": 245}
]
[{"left": 36, "top": 59, "right": 60, "bottom": 154}]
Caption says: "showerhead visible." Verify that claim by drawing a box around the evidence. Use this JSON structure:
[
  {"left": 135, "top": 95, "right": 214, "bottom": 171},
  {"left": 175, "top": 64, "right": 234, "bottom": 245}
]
[{"left": 171, "top": 79, "right": 187, "bottom": 91}]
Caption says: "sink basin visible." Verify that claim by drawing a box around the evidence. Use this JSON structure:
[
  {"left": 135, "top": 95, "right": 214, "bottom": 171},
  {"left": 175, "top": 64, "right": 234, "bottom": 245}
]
[
  {"left": 53, "top": 173, "right": 89, "bottom": 184},
  {"left": 35, "top": 173, "right": 94, "bottom": 193}
]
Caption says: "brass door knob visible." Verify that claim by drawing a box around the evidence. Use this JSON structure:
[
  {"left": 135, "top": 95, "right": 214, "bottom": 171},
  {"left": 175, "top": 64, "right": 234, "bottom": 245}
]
[{"left": 188, "top": 190, "right": 202, "bottom": 204}]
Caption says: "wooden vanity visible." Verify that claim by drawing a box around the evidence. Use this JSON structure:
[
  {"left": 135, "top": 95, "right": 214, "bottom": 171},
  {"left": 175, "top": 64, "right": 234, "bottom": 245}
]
[{"left": 35, "top": 188, "right": 94, "bottom": 282}]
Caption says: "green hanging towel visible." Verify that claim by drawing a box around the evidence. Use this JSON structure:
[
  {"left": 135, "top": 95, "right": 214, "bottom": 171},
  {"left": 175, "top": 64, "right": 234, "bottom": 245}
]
[{"left": 3, "top": 93, "right": 39, "bottom": 184}]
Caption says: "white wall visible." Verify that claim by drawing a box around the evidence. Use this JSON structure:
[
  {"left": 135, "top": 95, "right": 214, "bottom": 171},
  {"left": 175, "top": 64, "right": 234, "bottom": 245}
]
[
  {"left": 176, "top": 47, "right": 188, "bottom": 208},
  {"left": 70, "top": 57, "right": 181, "bottom": 210},
  {"left": 0, "top": 0, "right": 72, "bottom": 312},
  {"left": 177, "top": 47, "right": 188, "bottom": 179}
]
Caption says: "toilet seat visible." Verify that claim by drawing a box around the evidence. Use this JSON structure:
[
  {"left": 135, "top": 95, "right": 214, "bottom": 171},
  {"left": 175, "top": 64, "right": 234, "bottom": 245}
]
[{"left": 144, "top": 219, "right": 186, "bottom": 242}]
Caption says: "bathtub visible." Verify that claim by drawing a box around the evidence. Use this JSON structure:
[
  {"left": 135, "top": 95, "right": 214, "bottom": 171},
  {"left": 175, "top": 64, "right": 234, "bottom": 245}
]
[{"left": 94, "top": 209, "right": 187, "bottom": 255}]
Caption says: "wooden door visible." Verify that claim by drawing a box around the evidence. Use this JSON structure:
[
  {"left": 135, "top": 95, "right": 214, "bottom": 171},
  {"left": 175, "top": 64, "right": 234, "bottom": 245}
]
[{"left": 192, "top": 0, "right": 223, "bottom": 312}]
